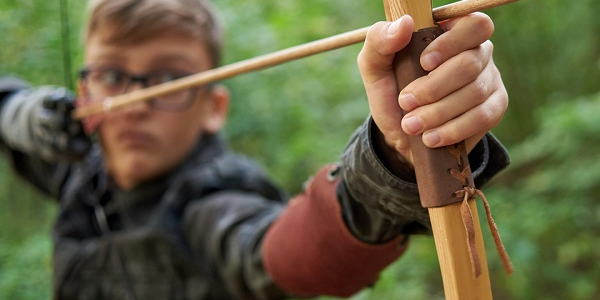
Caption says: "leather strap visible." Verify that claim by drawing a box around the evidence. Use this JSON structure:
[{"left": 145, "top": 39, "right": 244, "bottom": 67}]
[{"left": 394, "top": 27, "right": 475, "bottom": 208}]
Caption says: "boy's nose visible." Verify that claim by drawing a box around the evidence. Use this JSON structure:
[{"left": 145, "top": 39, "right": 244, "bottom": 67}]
[
  {"left": 125, "top": 80, "right": 147, "bottom": 92},
  {"left": 123, "top": 97, "right": 152, "bottom": 113},
  {"left": 119, "top": 94, "right": 152, "bottom": 115},
  {"left": 116, "top": 79, "right": 153, "bottom": 114}
]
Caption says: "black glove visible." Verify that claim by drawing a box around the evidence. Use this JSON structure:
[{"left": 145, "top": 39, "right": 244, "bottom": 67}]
[
  {"left": 36, "top": 87, "right": 92, "bottom": 160},
  {"left": 0, "top": 86, "right": 92, "bottom": 161}
]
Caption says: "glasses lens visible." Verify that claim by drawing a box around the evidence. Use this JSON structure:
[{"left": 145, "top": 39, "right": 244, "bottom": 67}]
[
  {"left": 86, "top": 69, "right": 128, "bottom": 97},
  {"left": 148, "top": 72, "right": 195, "bottom": 111},
  {"left": 152, "top": 90, "right": 195, "bottom": 111}
]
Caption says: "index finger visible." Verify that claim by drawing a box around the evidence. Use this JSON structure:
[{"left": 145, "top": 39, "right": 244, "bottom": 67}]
[{"left": 421, "top": 12, "right": 494, "bottom": 71}]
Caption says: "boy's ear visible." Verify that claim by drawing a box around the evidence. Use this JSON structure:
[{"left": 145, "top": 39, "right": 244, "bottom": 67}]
[{"left": 202, "top": 84, "right": 230, "bottom": 133}]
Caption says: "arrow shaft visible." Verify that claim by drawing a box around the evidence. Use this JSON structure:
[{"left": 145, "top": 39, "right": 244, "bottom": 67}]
[{"left": 73, "top": 0, "right": 521, "bottom": 119}]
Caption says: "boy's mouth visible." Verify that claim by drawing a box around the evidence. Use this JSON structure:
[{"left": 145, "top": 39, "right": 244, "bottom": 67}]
[{"left": 118, "top": 131, "right": 154, "bottom": 147}]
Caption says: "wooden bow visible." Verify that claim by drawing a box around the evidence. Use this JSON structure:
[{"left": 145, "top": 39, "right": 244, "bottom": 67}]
[{"left": 383, "top": 0, "right": 515, "bottom": 299}]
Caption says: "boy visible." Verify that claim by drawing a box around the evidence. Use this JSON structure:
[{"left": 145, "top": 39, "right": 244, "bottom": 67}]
[{"left": 0, "top": 0, "right": 509, "bottom": 299}]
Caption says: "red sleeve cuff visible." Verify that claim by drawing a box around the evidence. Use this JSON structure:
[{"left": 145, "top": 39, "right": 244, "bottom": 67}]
[{"left": 263, "top": 164, "right": 407, "bottom": 298}]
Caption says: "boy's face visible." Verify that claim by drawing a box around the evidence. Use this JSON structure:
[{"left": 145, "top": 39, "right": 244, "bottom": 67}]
[{"left": 81, "top": 26, "right": 229, "bottom": 189}]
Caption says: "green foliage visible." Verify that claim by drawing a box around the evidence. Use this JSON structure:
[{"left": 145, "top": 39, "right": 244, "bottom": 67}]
[
  {"left": 482, "top": 92, "right": 600, "bottom": 300},
  {"left": 0, "top": 234, "right": 53, "bottom": 300},
  {"left": 0, "top": 0, "right": 86, "bottom": 87},
  {"left": 1, "top": 0, "right": 599, "bottom": 299},
  {"left": 488, "top": 0, "right": 600, "bottom": 145},
  {"left": 217, "top": 0, "right": 382, "bottom": 192}
]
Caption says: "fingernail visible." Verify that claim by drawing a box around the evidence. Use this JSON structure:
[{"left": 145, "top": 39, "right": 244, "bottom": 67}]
[
  {"left": 423, "top": 131, "right": 441, "bottom": 147},
  {"left": 403, "top": 116, "right": 424, "bottom": 134},
  {"left": 421, "top": 51, "right": 441, "bottom": 71},
  {"left": 388, "top": 16, "right": 405, "bottom": 35},
  {"left": 399, "top": 93, "right": 418, "bottom": 111}
]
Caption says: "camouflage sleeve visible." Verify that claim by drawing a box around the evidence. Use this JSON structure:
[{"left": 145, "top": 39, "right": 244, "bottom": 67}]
[
  {"left": 0, "top": 78, "right": 71, "bottom": 198},
  {"left": 339, "top": 116, "right": 510, "bottom": 239},
  {"left": 181, "top": 191, "right": 291, "bottom": 300},
  {"left": 1, "top": 87, "right": 50, "bottom": 153}
]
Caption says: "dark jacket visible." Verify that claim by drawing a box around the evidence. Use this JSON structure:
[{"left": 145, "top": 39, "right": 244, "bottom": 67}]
[
  {"left": 0, "top": 80, "right": 510, "bottom": 300},
  {"left": 52, "top": 135, "right": 292, "bottom": 300}
]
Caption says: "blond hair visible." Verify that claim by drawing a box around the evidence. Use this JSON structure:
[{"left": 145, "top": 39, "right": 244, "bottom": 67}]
[{"left": 85, "top": 0, "right": 223, "bottom": 68}]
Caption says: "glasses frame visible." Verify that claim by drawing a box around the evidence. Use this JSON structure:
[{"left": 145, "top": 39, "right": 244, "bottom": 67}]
[{"left": 79, "top": 66, "right": 200, "bottom": 112}]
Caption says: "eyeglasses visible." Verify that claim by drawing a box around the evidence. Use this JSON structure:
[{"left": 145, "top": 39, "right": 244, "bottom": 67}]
[{"left": 79, "top": 66, "right": 199, "bottom": 111}]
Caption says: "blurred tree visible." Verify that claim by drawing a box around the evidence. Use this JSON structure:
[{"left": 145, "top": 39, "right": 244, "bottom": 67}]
[
  {"left": 482, "top": 91, "right": 600, "bottom": 300},
  {"left": 488, "top": 0, "right": 600, "bottom": 145}
]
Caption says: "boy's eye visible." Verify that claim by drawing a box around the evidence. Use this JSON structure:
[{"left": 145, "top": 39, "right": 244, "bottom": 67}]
[
  {"left": 100, "top": 70, "right": 126, "bottom": 87},
  {"left": 149, "top": 72, "right": 180, "bottom": 85}
]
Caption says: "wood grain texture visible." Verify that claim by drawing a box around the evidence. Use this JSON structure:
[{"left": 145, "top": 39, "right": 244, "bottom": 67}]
[
  {"left": 383, "top": 0, "right": 494, "bottom": 299},
  {"left": 429, "top": 200, "right": 493, "bottom": 299}
]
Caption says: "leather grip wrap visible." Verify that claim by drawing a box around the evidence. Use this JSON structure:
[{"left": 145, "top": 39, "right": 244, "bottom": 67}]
[
  {"left": 395, "top": 27, "right": 475, "bottom": 208},
  {"left": 262, "top": 165, "right": 407, "bottom": 298}
]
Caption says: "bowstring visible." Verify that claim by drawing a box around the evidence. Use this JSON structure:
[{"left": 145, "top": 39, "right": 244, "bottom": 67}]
[{"left": 59, "top": 0, "right": 73, "bottom": 90}]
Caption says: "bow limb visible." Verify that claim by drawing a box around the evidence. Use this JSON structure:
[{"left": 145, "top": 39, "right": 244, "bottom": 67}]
[{"left": 382, "top": 1, "right": 494, "bottom": 299}]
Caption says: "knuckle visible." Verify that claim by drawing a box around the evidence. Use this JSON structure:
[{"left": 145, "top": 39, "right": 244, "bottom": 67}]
[
  {"left": 357, "top": 51, "right": 367, "bottom": 70},
  {"left": 356, "top": 49, "right": 372, "bottom": 72},
  {"left": 501, "top": 93, "right": 509, "bottom": 111},
  {"left": 494, "top": 96, "right": 509, "bottom": 123},
  {"left": 492, "top": 84, "right": 509, "bottom": 112},
  {"left": 372, "top": 21, "right": 388, "bottom": 32},
  {"left": 457, "top": 53, "right": 484, "bottom": 80},
  {"left": 472, "top": 79, "right": 491, "bottom": 103},
  {"left": 484, "top": 40, "right": 495, "bottom": 54},
  {"left": 474, "top": 104, "right": 498, "bottom": 128}
]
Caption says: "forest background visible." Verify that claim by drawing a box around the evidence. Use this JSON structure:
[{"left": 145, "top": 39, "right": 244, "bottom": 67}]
[{"left": 1, "top": 0, "right": 599, "bottom": 299}]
